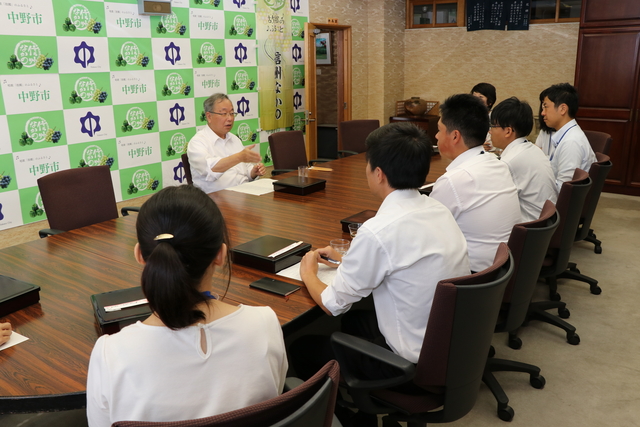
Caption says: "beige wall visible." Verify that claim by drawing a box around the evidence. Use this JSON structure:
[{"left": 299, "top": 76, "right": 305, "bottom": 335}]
[{"left": 310, "top": 0, "right": 579, "bottom": 127}]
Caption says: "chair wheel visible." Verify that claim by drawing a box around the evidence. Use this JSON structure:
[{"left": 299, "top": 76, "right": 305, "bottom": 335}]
[
  {"left": 508, "top": 336, "right": 522, "bottom": 350},
  {"left": 498, "top": 405, "right": 514, "bottom": 422},
  {"left": 488, "top": 346, "right": 496, "bottom": 358},
  {"left": 567, "top": 332, "right": 580, "bottom": 345},
  {"left": 550, "top": 292, "right": 561, "bottom": 302},
  {"left": 594, "top": 246, "right": 602, "bottom": 254},
  {"left": 590, "top": 285, "right": 602, "bottom": 295},
  {"left": 530, "top": 374, "right": 546, "bottom": 389},
  {"left": 558, "top": 307, "right": 570, "bottom": 319},
  {"left": 569, "top": 266, "right": 580, "bottom": 273}
]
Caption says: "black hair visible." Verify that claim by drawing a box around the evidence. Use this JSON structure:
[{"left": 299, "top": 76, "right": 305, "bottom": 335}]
[
  {"left": 439, "top": 94, "right": 490, "bottom": 149},
  {"left": 537, "top": 92, "right": 555, "bottom": 133},
  {"left": 471, "top": 82, "right": 497, "bottom": 110},
  {"left": 136, "top": 185, "right": 231, "bottom": 330},
  {"left": 490, "top": 97, "right": 534, "bottom": 138},
  {"left": 365, "top": 122, "right": 432, "bottom": 189},
  {"left": 540, "top": 83, "right": 579, "bottom": 118}
]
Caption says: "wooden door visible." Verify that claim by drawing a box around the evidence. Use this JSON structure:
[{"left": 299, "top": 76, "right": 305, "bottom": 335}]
[
  {"left": 304, "top": 22, "right": 318, "bottom": 161},
  {"left": 581, "top": 0, "right": 640, "bottom": 28}
]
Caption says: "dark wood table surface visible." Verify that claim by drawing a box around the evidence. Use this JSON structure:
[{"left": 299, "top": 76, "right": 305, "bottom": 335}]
[{"left": 0, "top": 153, "right": 445, "bottom": 413}]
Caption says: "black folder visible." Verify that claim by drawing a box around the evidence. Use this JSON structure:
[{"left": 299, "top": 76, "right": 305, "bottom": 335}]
[
  {"left": 340, "top": 210, "right": 377, "bottom": 233},
  {"left": 91, "top": 286, "right": 151, "bottom": 335},
  {"left": 273, "top": 176, "right": 326, "bottom": 195},
  {"left": 232, "top": 235, "right": 311, "bottom": 273},
  {"left": 0, "top": 275, "right": 40, "bottom": 317}
]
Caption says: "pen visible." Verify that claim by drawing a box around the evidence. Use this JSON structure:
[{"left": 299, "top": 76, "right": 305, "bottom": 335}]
[{"left": 320, "top": 255, "right": 341, "bottom": 265}]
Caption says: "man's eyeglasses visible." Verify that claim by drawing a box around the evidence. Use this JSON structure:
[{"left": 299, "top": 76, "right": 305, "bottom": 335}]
[{"left": 209, "top": 111, "right": 238, "bottom": 118}]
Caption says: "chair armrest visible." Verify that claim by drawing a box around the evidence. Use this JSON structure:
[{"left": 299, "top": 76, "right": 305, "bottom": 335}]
[
  {"left": 338, "top": 150, "right": 358, "bottom": 158},
  {"left": 121, "top": 206, "right": 140, "bottom": 216},
  {"left": 330, "top": 332, "right": 416, "bottom": 390},
  {"left": 39, "top": 229, "right": 65, "bottom": 238},
  {"left": 309, "top": 158, "right": 334, "bottom": 166},
  {"left": 271, "top": 169, "right": 296, "bottom": 176}
]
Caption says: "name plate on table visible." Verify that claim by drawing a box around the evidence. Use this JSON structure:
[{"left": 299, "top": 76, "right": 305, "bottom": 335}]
[
  {"left": 273, "top": 176, "right": 326, "bottom": 196},
  {"left": 340, "top": 210, "right": 377, "bottom": 233},
  {"left": 232, "top": 235, "right": 311, "bottom": 274},
  {"left": 0, "top": 275, "right": 40, "bottom": 317},
  {"left": 91, "top": 287, "right": 152, "bottom": 335}
]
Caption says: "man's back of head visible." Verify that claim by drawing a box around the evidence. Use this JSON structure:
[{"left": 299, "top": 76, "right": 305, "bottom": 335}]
[
  {"left": 440, "top": 94, "right": 490, "bottom": 149},
  {"left": 365, "top": 122, "right": 432, "bottom": 190},
  {"left": 491, "top": 97, "right": 534, "bottom": 140}
]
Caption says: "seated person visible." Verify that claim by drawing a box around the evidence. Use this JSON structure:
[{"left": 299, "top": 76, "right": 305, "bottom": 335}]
[
  {"left": 538, "top": 83, "right": 597, "bottom": 191},
  {"left": 0, "top": 322, "right": 11, "bottom": 346},
  {"left": 430, "top": 94, "right": 521, "bottom": 272},
  {"left": 86, "top": 185, "right": 287, "bottom": 427},
  {"left": 187, "top": 93, "right": 265, "bottom": 192},
  {"left": 490, "top": 97, "right": 558, "bottom": 222},
  {"left": 298, "top": 122, "right": 469, "bottom": 371},
  {"left": 535, "top": 91, "right": 556, "bottom": 154},
  {"left": 471, "top": 82, "right": 497, "bottom": 152}
]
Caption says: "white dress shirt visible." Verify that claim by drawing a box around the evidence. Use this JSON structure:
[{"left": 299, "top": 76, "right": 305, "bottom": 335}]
[
  {"left": 321, "top": 189, "right": 470, "bottom": 363},
  {"left": 535, "top": 128, "right": 554, "bottom": 156},
  {"left": 430, "top": 145, "right": 521, "bottom": 272},
  {"left": 547, "top": 120, "right": 597, "bottom": 191},
  {"left": 87, "top": 305, "right": 287, "bottom": 427},
  {"left": 187, "top": 126, "right": 255, "bottom": 193},
  {"left": 500, "top": 138, "right": 558, "bottom": 222}
]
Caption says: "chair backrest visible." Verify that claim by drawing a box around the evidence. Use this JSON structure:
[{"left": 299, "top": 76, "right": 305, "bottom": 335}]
[
  {"left": 583, "top": 130, "right": 612, "bottom": 155},
  {"left": 37, "top": 165, "right": 119, "bottom": 232},
  {"left": 337, "top": 120, "right": 380, "bottom": 153},
  {"left": 412, "top": 243, "right": 513, "bottom": 422},
  {"left": 547, "top": 169, "right": 592, "bottom": 275},
  {"left": 181, "top": 153, "right": 193, "bottom": 185},
  {"left": 112, "top": 360, "right": 340, "bottom": 427},
  {"left": 502, "top": 200, "right": 560, "bottom": 332},
  {"left": 268, "top": 131, "right": 308, "bottom": 170},
  {"left": 576, "top": 152, "right": 612, "bottom": 241}
]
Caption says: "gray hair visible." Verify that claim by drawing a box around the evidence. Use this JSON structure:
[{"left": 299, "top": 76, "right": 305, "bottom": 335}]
[{"left": 203, "top": 93, "right": 230, "bottom": 113}]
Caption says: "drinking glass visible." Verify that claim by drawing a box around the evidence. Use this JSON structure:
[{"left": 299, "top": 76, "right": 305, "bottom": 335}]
[
  {"left": 330, "top": 239, "right": 350, "bottom": 256},
  {"left": 348, "top": 223, "right": 362, "bottom": 238}
]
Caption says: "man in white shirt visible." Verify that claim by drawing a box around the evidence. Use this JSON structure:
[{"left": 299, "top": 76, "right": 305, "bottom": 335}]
[
  {"left": 299, "top": 123, "right": 469, "bottom": 369},
  {"left": 187, "top": 93, "right": 265, "bottom": 193},
  {"left": 430, "top": 94, "right": 521, "bottom": 273},
  {"left": 490, "top": 97, "right": 558, "bottom": 222},
  {"left": 539, "top": 83, "right": 596, "bottom": 191}
]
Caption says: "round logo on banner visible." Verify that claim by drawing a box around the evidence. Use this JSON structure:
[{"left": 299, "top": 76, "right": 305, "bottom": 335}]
[
  {"left": 233, "top": 16, "right": 249, "bottom": 35},
  {"left": 36, "top": 193, "right": 44, "bottom": 213},
  {"left": 170, "top": 132, "right": 188, "bottom": 153},
  {"left": 293, "top": 68, "right": 302, "bottom": 85},
  {"left": 75, "top": 77, "right": 98, "bottom": 102},
  {"left": 14, "top": 40, "right": 41, "bottom": 68},
  {"left": 132, "top": 169, "right": 151, "bottom": 190},
  {"left": 83, "top": 145, "right": 105, "bottom": 166},
  {"left": 161, "top": 12, "right": 180, "bottom": 32},
  {"left": 25, "top": 117, "right": 49, "bottom": 143},
  {"left": 237, "top": 123, "right": 251, "bottom": 142},
  {"left": 234, "top": 70, "right": 249, "bottom": 89},
  {"left": 121, "top": 42, "right": 141, "bottom": 66},
  {"left": 200, "top": 42, "right": 216, "bottom": 63},
  {"left": 166, "top": 73, "right": 184, "bottom": 94},
  {"left": 291, "top": 19, "right": 301, "bottom": 37},
  {"left": 126, "top": 107, "right": 146, "bottom": 130},
  {"left": 69, "top": 4, "right": 92, "bottom": 29},
  {"left": 264, "top": 0, "right": 286, "bottom": 11}
]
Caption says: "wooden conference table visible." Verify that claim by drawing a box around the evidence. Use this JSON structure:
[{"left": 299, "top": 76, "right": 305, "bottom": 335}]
[{"left": 0, "top": 152, "right": 446, "bottom": 413}]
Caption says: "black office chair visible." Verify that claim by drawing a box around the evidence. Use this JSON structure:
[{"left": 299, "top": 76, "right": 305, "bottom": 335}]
[
  {"left": 330, "top": 244, "right": 513, "bottom": 427},
  {"left": 524, "top": 169, "right": 591, "bottom": 346},
  {"left": 483, "top": 200, "right": 559, "bottom": 421},
  {"left": 583, "top": 130, "right": 612, "bottom": 156},
  {"left": 267, "top": 131, "right": 333, "bottom": 176},
  {"left": 181, "top": 153, "right": 193, "bottom": 185},
  {"left": 337, "top": 120, "right": 379, "bottom": 157},
  {"left": 37, "top": 166, "right": 139, "bottom": 238},
  {"left": 112, "top": 360, "right": 341, "bottom": 427}
]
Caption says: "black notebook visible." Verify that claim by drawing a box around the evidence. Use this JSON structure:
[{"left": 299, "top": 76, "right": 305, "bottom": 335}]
[
  {"left": 232, "top": 235, "right": 311, "bottom": 273},
  {"left": 0, "top": 275, "right": 41, "bottom": 317},
  {"left": 91, "top": 286, "right": 151, "bottom": 335}
]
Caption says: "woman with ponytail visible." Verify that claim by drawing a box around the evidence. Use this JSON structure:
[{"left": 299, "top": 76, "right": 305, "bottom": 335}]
[{"left": 87, "top": 185, "right": 287, "bottom": 427}]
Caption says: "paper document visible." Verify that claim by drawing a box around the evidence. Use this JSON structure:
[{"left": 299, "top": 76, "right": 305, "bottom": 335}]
[
  {"left": 227, "top": 179, "right": 276, "bottom": 196},
  {"left": 277, "top": 261, "right": 338, "bottom": 285},
  {"left": 0, "top": 332, "right": 29, "bottom": 351}
]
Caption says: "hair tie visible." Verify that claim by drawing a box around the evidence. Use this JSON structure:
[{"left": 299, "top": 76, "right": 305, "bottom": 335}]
[{"left": 154, "top": 233, "right": 174, "bottom": 241}]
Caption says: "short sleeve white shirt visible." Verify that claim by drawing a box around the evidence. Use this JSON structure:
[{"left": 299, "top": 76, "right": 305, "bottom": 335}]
[
  {"left": 500, "top": 138, "right": 558, "bottom": 222},
  {"left": 321, "top": 189, "right": 470, "bottom": 363},
  {"left": 430, "top": 146, "right": 521, "bottom": 272},
  {"left": 548, "top": 120, "right": 597, "bottom": 191},
  {"left": 187, "top": 126, "right": 254, "bottom": 193}
]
